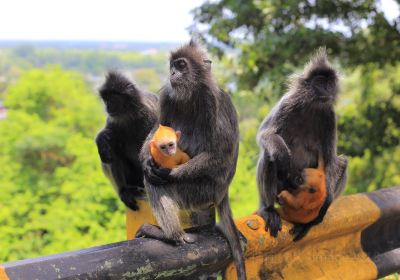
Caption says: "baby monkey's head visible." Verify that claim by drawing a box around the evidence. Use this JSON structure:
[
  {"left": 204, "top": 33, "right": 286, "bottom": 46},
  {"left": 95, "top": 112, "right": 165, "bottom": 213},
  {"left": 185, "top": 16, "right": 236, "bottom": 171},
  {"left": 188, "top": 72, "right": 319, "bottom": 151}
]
[{"left": 151, "top": 125, "right": 181, "bottom": 156}]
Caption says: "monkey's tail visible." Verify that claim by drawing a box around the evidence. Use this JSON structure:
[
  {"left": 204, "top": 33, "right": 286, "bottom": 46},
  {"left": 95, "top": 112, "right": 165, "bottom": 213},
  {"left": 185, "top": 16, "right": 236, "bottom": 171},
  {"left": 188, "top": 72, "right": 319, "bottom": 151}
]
[
  {"left": 332, "top": 155, "right": 348, "bottom": 198},
  {"left": 217, "top": 194, "right": 246, "bottom": 280}
]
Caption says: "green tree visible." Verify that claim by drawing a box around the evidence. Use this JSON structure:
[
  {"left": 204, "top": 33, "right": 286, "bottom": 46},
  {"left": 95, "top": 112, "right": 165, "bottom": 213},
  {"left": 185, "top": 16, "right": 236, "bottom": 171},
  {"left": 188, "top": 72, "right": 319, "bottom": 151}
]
[
  {"left": 337, "top": 66, "right": 400, "bottom": 192},
  {"left": 133, "top": 68, "right": 163, "bottom": 93},
  {"left": 193, "top": 0, "right": 400, "bottom": 96},
  {"left": 0, "top": 67, "right": 125, "bottom": 262}
]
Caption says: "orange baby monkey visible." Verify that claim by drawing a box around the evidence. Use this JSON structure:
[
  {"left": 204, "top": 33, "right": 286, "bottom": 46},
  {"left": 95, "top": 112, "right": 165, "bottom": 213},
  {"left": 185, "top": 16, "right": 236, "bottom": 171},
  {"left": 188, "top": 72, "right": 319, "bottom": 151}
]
[
  {"left": 150, "top": 125, "right": 190, "bottom": 169},
  {"left": 277, "top": 156, "right": 326, "bottom": 224}
]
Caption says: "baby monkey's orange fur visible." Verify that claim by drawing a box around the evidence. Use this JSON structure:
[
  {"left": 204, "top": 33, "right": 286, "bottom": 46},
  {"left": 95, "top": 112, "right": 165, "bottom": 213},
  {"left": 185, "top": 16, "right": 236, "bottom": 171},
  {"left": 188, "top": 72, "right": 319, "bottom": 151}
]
[
  {"left": 150, "top": 125, "right": 190, "bottom": 169},
  {"left": 277, "top": 156, "right": 326, "bottom": 224}
]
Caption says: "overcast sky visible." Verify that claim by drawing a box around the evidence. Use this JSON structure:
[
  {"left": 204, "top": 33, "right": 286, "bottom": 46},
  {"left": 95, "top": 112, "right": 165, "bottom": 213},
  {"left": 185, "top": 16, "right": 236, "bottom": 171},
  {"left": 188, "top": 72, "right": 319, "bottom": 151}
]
[
  {"left": 0, "top": 0, "right": 204, "bottom": 41},
  {"left": 0, "top": 0, "right": 398, "bottom": 42}
]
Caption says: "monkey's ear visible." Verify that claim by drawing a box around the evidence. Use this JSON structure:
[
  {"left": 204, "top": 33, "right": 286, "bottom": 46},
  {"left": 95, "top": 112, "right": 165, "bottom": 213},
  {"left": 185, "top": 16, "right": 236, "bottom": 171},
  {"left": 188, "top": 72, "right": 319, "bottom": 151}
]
[
  {"left": 176, "top": 131, "right": 181, "bottom": 141},
  {"left": 204, "top": 59, "right": 212, "bottom": 71},
  {"left": 189, "top": 37, "right": 199, "bottom": 48},
  {"left": 150, "top": 140, "right": 156, "bottom": 148}
]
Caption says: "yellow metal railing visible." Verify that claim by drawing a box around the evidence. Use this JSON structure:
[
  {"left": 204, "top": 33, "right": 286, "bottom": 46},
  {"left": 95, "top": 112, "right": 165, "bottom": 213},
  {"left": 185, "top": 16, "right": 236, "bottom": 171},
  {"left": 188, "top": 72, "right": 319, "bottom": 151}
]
[{"left": 2, "top": 186, "right": 400, "bottom": 280}]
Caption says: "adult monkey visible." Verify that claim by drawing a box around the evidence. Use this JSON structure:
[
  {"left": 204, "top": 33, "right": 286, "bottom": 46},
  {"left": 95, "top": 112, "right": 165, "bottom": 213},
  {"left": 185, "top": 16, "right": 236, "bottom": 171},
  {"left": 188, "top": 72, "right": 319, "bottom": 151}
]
[
  {"left": 256, "top": 48, "right": 348, "bottom": 241},
  {"left": 96, "top": 72, "right": 158, "bottom": 211},
  {"left": 136, "top": 40, "right": 246, "bottom": 280}
]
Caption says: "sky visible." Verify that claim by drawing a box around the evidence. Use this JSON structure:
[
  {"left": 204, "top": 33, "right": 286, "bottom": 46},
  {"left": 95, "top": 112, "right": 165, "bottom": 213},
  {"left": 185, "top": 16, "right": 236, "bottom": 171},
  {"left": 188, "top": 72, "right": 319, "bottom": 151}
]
[
  {"left": 0, "top": 0, "right": 398, "bottom": 42},
  {"left": 0, "top": 0, "right": 205, "bottom": 42}
]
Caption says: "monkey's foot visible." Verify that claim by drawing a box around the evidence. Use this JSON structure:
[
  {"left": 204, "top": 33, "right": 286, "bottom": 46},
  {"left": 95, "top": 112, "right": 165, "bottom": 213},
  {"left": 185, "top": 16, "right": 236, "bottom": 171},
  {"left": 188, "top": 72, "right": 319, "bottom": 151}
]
[
  {"left": 258, "top": 207, "right": 282, "bottom": 238},
  {"left": 290, "top": 224, "right": 312, "bottom": 242},
  {"left": 182, "top": 233, "right": 197, "bottom": 244},
  {"left": 135, "top": 224, "right": 194, "bottom": 245},
  {"left": 135, "top": 224, "right": 177, "bottom": 244}
]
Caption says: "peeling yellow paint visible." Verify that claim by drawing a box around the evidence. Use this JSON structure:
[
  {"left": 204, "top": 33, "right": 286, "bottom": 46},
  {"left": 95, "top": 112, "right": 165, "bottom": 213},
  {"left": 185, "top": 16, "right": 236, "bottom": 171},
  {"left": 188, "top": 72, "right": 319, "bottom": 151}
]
[
  {"left": 226, "top": 194, "right": 381, "bottom": 280},
  {"left": 0, "top": 266, "right": 9, "bottom": 280},
  {"left": 126, "top": 199, "right": 157, "bottom": 239},
  {"left": 126, "top": 199, "right": 213, "bottom": 240}
]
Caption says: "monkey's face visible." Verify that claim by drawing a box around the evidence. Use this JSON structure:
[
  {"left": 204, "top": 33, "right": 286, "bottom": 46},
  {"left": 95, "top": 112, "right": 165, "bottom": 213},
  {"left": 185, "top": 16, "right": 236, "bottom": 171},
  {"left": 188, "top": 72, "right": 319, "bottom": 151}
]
[
  {"left": 168, "top": 42, "right": 214, "bottom": 99},
  {"left": 169, "top": 57, "right": 197, "bottom": 87},
  {"left": 158, "top": 140, "right": 177, "bottom": 156},
  {"left": 308, "top": 75, "right": 338, "bottom": 105}
]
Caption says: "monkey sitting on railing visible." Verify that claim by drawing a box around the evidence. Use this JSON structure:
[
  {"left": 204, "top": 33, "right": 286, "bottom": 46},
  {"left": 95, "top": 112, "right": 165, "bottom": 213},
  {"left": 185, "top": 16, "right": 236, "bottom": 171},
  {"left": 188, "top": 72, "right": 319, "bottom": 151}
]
[{"left": 256, "top": 48, "right": 348, "bottom": 241}]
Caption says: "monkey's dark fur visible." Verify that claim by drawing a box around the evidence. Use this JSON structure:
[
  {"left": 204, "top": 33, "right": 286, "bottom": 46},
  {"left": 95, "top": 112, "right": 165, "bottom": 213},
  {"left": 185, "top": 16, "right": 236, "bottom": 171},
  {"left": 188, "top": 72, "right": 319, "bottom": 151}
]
[
  {"left": 136, "top": 41, "right": 246, "bottom": 280},
  {"left": 96, "top": 71, "right": 158, "bottom": 211},
  {"left": 256, "top": 48, "right": 348, "bottom": 241}
]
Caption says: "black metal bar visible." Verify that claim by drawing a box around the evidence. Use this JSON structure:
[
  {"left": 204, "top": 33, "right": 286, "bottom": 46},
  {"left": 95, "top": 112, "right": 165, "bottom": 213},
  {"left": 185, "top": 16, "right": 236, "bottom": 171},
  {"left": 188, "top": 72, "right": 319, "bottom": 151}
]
[
  {"left": 373, "top": 248, "right": 400, "bottom": 278},
  {"left": 361, "top": 186, "right": 400, "bottom": 278},
  {"left": 362, "top": 186, "right": 400, "bottom": 256},
  {"left": 3, "top": 227, "right": 232, "bottom": 280}
]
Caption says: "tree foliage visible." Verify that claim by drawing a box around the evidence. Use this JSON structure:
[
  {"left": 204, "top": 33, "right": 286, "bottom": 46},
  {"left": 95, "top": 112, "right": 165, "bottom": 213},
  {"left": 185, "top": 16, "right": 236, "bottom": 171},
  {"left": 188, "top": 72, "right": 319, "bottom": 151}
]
[
  {"left": 193, "top": 0, "right": 400, "bottom": 201},
  {"left": 193, "top": 0, "right": 400, "bottom": 96},
  {"left": 0, "top": 68, "right": 125, "bottom": 262},
  {"left": 337, "top": 66, "right": 400, "bottom": 193}
]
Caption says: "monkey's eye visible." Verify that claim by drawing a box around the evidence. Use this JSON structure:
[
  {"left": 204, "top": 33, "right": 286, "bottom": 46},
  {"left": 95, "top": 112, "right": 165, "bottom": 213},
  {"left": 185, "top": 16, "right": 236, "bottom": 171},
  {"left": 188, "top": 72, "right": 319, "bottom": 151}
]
[
  {"left": 173, "top": 59, "right": 187, "bottom": 71},
  {"left": 168, "top": 143, "right": 174, "bottom": 147},
  {"left": 160, "top": 145, "right": 166, "bottom": 150}
]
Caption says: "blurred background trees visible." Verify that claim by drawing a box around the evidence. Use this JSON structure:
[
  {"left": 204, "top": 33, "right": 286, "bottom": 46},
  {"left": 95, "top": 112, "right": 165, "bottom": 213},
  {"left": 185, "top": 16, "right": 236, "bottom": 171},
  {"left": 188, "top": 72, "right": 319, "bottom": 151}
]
[
  {"left": 192, "top": 0, "right": 400, "bottom": 94},
  {"left": 0, "top": 0, "right": 399, "bottom": 263},
  {"left": 192, "top": 0, "right": 400, "bottom": 211},
  {"left": 0, "top": 68, "right": 125, "bottom": 261}
]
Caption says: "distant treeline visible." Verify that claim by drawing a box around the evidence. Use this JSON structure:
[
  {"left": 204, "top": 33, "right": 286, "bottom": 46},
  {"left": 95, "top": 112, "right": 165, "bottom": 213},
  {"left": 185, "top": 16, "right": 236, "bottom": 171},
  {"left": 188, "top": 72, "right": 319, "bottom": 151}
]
[{"left": 0, "top": 40, "right": 179, "bottom": 51}]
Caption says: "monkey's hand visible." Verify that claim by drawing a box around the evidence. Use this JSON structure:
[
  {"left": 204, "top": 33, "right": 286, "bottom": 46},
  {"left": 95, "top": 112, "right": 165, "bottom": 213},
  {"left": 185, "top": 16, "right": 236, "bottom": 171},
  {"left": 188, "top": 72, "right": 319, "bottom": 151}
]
[
  {"left": 95, "top": 130, "right": 113, "bottom": 163},
  {"left": 277, "top": 191, "right": 289, "bottom": 206},
  {"left": 284, "top": 170, "right": 305, "bottom": 190},
  {"left": 143, "top": 158, "right": 172, "bottom": 186},
  {"left": 119, "top": 189, "right": 140, "bottom": 211},
  {"left": 258, "top": 206, "right": 282, "bottom": 238}
]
